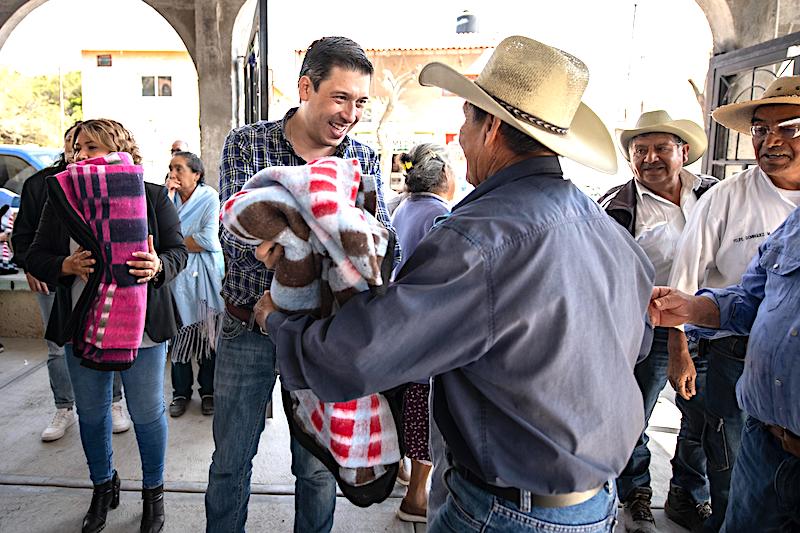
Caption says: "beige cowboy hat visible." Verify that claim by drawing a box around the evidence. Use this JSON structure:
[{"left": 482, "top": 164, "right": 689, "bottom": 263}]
[
  {"left": 418, "top": 36, "right": 617, "bottom": 174},
  {"left": 616, "top": 110, "right": 707, "bottom": 165},
  {"left": 712, "top": 76, "right": 800, "bottom": 134}
]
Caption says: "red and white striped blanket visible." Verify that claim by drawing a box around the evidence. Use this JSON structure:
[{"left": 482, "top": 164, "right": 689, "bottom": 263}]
[{"left": 221, "top": 157, "right": 397, "bottom": 486}]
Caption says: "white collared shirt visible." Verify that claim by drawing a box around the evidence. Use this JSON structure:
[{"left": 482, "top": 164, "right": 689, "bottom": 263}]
[
  {"left": 668, "top": 166, "right": 797, "bottom": 295},
  {"left": 633, "top": 170, "right": 701, "bottom": 285}
]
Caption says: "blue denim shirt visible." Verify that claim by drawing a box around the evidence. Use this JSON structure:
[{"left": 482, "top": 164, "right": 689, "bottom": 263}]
[
  {"left": 691, "top": 206, "right": 800, "bottom": 434},
  {"left": 270, "top": 156, "right": 654, "bottom": 495},
  {"left": 218, "top": 108, "right": 398, "bottom": 307}
]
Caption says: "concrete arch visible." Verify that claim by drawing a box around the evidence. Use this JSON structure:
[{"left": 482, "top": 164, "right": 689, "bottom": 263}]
[
  {"left": 695, "top": 0, "right": 737, "bottom": 53},
  {"left": 0, "top": 0, "right": 246, "bottom": 189}
]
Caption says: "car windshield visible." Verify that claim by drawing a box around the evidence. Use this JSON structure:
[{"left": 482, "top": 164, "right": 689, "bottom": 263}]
[{"left": 32, "top": 151, "right": 59, "bottom": 166}]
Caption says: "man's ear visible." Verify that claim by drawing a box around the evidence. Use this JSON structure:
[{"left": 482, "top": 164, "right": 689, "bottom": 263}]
[
  {"left": 483, "top": 115, "right": 503, "bottom": 147},
  {"left": 298, "top": 75, "right": 313, "bottom": 102},
  {"left": 681, "top": 143, "right": 690, "bottom": 164}
]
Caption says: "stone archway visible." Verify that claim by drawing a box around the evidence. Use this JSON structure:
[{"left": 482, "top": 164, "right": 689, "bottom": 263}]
[{"left": 0, "top": 0, "right": 246, "bottom": 189}]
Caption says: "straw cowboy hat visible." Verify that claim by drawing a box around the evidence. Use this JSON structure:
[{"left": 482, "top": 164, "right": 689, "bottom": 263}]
[
  {"left": 418, "top": 36, "right": 617, "bottom": 174},
  {"left": 712, "top": 76, "right": 800, "bottom": 134},
  {"left": 616, "top": 110, "right": 707, "bottom": 165}
]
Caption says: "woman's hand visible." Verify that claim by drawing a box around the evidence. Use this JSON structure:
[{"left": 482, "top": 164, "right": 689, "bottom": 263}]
[
  {"left": 128, "top": 235, "right": 162, "bottom": 284},
  {"left": 61, "top": 246, "right": 95, "bottom": 282}
]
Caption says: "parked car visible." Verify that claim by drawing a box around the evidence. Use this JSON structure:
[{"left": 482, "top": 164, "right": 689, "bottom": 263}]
[{"left": 0, "top": 145, "right": 60, "bottom": 194}]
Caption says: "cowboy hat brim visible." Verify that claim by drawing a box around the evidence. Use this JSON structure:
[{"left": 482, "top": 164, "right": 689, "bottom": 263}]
[
  {"left": 712, "top": 96, "right": 800, "bottom": 134},
  {"left": 616, "top": 120, "right": 707, "bottom": 165},
  {"left": 419, "top": 62, "right": 617, "bottom": 175}
]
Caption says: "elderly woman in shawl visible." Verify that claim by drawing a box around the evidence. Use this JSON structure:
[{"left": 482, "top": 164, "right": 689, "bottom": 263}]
[{"left": 165, "top": 151, "right": 224, "bottom": 417}]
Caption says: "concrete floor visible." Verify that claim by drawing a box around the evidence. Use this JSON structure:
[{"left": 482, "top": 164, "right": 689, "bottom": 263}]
[{"left": 0, "top": 336, "right": 687, "bottom": 532}]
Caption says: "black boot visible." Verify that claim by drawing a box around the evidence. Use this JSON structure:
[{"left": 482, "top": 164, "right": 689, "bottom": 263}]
[
  {"left": 140, "top": 485, "right": 165, "bottom": 533},
  {"left": 82, "top": 470, "right": 120, "bottom": 533}
]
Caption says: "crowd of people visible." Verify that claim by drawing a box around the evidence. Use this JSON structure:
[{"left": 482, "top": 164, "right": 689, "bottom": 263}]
[{"left": 3, "top": 32, "right": 799, "bottom": 533}]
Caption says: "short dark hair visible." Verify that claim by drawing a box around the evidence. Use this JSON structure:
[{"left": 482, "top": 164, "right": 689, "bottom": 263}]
[
  {"left": 172, "top": 151, "right": 205, "bottom": 184},
  {"left": 300, "top": 36, "right": 373, "bottom": 90},
  {"left": 467, "top": 103, "right": 548, "bottom": 155}
]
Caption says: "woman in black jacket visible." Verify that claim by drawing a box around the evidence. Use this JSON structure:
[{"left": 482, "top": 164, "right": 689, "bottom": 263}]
[{"left": 28, "top": 119, "right": 187, "bottom": 533}]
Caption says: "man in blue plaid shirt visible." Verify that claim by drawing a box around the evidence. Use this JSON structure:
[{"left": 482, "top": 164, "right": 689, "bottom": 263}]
[{"left": 205, "top": 36, "right": 399, "bottom": 533}]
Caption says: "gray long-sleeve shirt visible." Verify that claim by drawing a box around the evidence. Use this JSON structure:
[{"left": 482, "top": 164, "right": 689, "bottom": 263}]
[{"left": 269, "top": 156, "right": 654, "bottom": 495}]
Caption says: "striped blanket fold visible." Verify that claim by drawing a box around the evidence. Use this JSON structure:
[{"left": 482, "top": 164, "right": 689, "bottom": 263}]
[
  {"left": 54, "top": 152, "right": 148, "bottom": 369},
  {"left": 221, "top": 157, "right": 397, "bottom": 487}
]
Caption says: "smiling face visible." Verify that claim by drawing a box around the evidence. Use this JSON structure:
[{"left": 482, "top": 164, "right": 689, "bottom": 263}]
[
  {"left": 628, "top": 133, "right": 689, "bottom": 193},
  {"left": 73, "top": 130, "right": 111, "bottom": 162},
  {"left": 169, "top": 155, "right": 201, "bottom": 201},
  {"left": 752, "top": 104, "right": 800, "bottom": 189},
  {"left": 297, "top": 66, "right": 370, "bottom": 151}
]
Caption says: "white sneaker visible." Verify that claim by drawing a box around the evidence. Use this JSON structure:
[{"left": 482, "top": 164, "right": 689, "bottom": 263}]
[
  {"left": 111, "top": 402, "right": 131, "bottom": 433},
  {"left": 41, "top": 408, "right": 77, "bottom": 442}
]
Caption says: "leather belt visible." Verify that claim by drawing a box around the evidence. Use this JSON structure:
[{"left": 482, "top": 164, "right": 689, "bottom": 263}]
[
  {"left": 453, "top": 464, "right": 602, "bottom": 509},
  {"left": 765, "top": 424, "right": 800, "bottom": 458},
  {"left": 225, "top": 302, "right": 266, "bottom": 334}
]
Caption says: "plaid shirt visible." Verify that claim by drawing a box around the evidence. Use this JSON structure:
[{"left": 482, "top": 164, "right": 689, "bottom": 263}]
[{"left": 219, "top": 108, "right": 399, "bottom": 307}]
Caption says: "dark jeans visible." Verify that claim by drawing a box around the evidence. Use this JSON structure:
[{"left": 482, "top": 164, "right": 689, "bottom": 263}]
[
  {"left": 171, "top": 354, "right": 215, "bottom": 399},
  {"left": 617, "top": 327, "right": 709, "bottom": 504},
  {"left": 205, "top": 311, "right": 335, "bottom": 533},
  {"left": 720, "top": 417, "right": 800, "bottom": 532},
  {"left": 701, "top": 336, "right": 747, "bottom": 532}
]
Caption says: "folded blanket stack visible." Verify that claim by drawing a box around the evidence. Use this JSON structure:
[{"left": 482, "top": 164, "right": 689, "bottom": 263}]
[
  {"left": 221, "top": 157, "right": 397, "bottom": 487},
  {"left": 54, "top": 152, "right": 148, "bottom": 369}
]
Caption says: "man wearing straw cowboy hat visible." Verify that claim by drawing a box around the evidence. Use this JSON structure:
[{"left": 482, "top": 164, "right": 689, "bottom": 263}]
[
  {"left": 254, "top": 35, "right": 654, "bottom": 531},
  {"left": 599, "top": 110, "right": 716, "bottom": 533},
  {"left": 667, "top": 75, "right": 800, "bottom": 531}
]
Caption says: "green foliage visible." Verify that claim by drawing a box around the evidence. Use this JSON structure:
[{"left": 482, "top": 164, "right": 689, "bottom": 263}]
[{"left": 0, "top": 68, "right": 83, "bottom": 147}]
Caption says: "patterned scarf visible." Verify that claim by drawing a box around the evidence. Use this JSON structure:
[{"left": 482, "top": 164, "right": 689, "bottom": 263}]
[
  {"left": 53, "top": 152, "right": 148, "bottom": 369},
  {"left": 221, "top": 157, "right": 400, "bottom": 489}
]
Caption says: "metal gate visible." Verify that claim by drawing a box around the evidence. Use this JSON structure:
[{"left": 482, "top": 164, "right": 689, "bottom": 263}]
[{"left": 704, "top": 32, "right": 800, "bottom": 179}]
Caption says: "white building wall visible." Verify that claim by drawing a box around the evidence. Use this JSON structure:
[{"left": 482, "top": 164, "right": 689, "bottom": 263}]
[{"left": 80, "top": 50, "right": 200, "bottom": 183}]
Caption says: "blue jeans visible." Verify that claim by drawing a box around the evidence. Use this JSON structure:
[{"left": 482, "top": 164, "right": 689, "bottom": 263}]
[
  {"left": 205, "top": 311, "right": 336, "bottom": 533},
  {"left": 617, "top": 327, "right": 708, "bottom": 504},
  {"left": 290, "top": 431, "right": 336, "bottom": 533},
  {"left": 65, "top": 343, "right": 167, "bottom": 488},
  {"left": 171, "top": 354, "right": 215, "bottom": 399},
  {"left": 702, "top": 337, "right": 747, "bottom": 532},
  {"left": 720, "top": 417, "right": 800, "bottom": 533},
  {"left": 430, "top": 467, "right": 617, "bottom": 532},
  {"left": 37, "top": 291, "right": 122, "bottom": 407}
]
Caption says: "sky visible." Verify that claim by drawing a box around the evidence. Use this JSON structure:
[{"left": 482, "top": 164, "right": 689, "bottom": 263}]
[{"left": 0, "top": 0, "right": 714, "bottom": 191}]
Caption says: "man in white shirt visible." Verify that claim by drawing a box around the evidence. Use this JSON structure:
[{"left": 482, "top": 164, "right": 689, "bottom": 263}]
[
  {"left": 667, "top": 75, "right": 800, "bottom": 531},
  {"left": 600, "top": 110, "right": 715, "bottom": 533}
]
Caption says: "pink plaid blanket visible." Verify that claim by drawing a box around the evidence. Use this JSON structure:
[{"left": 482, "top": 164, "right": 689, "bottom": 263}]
[
  {"left": 222, "top": 157, "right": 397, "bottom": 486},
  {"left": 54, "top": 152, "right": 148, "bottom": 369}
]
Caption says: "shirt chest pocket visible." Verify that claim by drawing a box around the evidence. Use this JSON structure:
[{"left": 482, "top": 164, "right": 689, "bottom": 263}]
[{"left": 759, "top": 246, "right": 800, "bottom": 311}]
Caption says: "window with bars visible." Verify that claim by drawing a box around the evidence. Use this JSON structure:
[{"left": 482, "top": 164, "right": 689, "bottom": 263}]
[{"left": 704, "top": 32, "right": 800, "bottom": 180}]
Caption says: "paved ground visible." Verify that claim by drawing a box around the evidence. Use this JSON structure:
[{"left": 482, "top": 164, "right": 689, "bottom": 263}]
[{"left": 0, "top": 336, "right": 687, "bottom": 532}]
